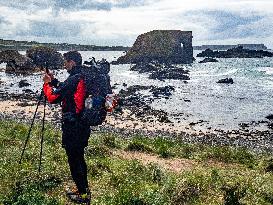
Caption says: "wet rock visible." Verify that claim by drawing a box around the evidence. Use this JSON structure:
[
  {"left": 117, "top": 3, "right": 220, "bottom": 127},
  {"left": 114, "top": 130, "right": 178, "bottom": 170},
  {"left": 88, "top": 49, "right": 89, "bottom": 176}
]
[
  {"left": 149, "top": 68, "right": 190, "bottom": 81},
  {"left": 150, "top": 86, "right": 175, "bottom": 97},
  {"left": 199, "top": 58, "right": 218, "bottom": 63},
  {"left": 118, "top": 85, "right": 173, "bottom": 123},
  {"left": 197, "top": 46, "right": 273, "bottom": 58},
  {"left": 266, "top": 114, "right": 273, "bottom": 120},
  {"left": 131, "top": 62, "right": 160, "bottom": 73},
  {"left": 217, "top": 78, "right": 234, "bottom": 84},
  {"left": 16, "top": 102, "right": 30, "bottom": 107},
  {"left": 130, "top": 62, "right": 190, "bottom": 81},
  {"left": 18, "top": 80, "right": 31, "bottom": 88},
  {"left": 0, "top": 50, "right": 36, "bottom": 73},
  {"left": 119, "top": 85, "right": 154, "bottom": 97},
  {"left": 22, "top": 89, "right": 33, "bottom": 93},
  {"left": 26, "top": 46, "right": 64, "bottom": 70}
]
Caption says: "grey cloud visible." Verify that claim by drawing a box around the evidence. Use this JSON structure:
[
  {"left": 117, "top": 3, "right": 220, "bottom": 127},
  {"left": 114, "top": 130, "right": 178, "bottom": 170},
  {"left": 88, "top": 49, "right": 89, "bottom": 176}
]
[
  {"left": 193, "top": 10, "right": 267, "bottom": 40},
  {"left": 0, "top": 16, "right": 11, "bottom": 25},
  {"left": 0, "top": 0, "right": 50, "bottom": 10},
  {"left": 18, "top": 20, "right": 82, "bottom": 38},
  {"left": 0, "top": 0, "right": 151, "bottom": 12}
]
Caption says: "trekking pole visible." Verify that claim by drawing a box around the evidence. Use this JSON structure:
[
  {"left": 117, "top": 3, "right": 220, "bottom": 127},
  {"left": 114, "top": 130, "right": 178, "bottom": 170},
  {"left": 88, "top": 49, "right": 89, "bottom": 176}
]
[
  {"left": 19, "top": 90, "right": 44, "bottom": 164},
  {"left": 38, "top": 95, "right": 46, "bottom": 172}
]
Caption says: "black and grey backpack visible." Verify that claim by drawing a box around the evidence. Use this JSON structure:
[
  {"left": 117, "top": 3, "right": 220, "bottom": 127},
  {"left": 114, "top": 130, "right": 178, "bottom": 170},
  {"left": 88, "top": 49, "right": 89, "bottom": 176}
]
[{"left": 80, "top": 58, "right": 113, "bottom": 126}]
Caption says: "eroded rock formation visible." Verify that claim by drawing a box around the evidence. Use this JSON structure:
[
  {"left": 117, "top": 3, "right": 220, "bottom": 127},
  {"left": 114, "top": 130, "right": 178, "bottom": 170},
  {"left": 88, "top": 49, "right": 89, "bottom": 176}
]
[{"left": 116, "top": 30, "right": 193, "bottom": 64}]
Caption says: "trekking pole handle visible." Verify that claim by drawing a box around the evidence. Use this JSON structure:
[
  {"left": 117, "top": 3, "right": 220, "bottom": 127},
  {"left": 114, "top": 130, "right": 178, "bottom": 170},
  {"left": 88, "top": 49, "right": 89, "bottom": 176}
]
[{"left": 45, "top": 68, "right": 49, "bottom": 74}]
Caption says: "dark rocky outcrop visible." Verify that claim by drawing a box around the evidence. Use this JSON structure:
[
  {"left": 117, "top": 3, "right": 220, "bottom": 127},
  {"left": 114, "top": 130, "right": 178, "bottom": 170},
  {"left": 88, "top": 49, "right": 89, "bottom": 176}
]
[
  {"left": 0, "top": 50, "right": 36, "bottom": 73},
  {"left": 197, "top": 46, "right": 273, "bottom": 58},
  {"left": 217, "top": 78, "right": 234, "bottom": 84},
  {"left": 0, "top": 47, "right": 63, "bottom": 74},
  {"left": 199, "top": 58, "right": 218, "bottom": 63},
  {"left": 18, "top": 80, "right": 31, "bottom": 88},
  {"left": 266, "top": 114, "right": 273, "bottom": 120},
  {"left": 131, "top": 62, "right": 190, "bottom": 81},
  {"left": 118, "top": 85, "right": 173, "bottom": 123},
  {"left": 149, "top": 68, "right": 190, "bottom": 81},
  {"left": 116, "top": 30, "right": 193, "bottom": 64},
  {"left": 26, "top": 46, "right": 64, "bottom": 70},
  {"left": 150, "top": 86, "right": 175, "bottom": 98}
]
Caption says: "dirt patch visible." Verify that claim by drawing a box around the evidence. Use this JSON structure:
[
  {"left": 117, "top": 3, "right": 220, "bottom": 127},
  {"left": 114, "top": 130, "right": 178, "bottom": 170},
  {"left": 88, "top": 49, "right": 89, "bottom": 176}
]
[
  {"left": 115, "top": 150, "right": 196, "bottom": 173},
  {"left": 114, "top": 150, "right": 243, "bottom": 173}
]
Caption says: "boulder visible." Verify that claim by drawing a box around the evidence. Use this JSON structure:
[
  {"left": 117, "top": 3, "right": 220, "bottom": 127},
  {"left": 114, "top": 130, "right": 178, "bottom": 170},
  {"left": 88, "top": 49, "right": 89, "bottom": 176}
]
[
  {"left": 265, "top": 114, "right": 273, "bottom": 120},
  {"left": 150, "top": 86, "right": 175, "bottom": 97},
  {"left": 0, "top": 50, "right": 37, "bottom": 73},
  {"left": 1, "top": 47, "right": 64, "bottom": 74},
  {"left": 18, "top": 80, "right": 31, "bottom": 88},
  {"left": 199, "top": 58, "right": 218, "bottom": 63},
  {"left": 217, "top": 78, "right": 234, "bottom": 84},
  {"left": 26, "top": 46, "right": 64, "bottom": 70}
]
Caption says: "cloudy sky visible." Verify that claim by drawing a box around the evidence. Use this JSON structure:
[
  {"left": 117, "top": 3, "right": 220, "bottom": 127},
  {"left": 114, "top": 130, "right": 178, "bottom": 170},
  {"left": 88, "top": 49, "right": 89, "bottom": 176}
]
[{"left": 0, "top": 0, "right": 272, "bottom": 48}]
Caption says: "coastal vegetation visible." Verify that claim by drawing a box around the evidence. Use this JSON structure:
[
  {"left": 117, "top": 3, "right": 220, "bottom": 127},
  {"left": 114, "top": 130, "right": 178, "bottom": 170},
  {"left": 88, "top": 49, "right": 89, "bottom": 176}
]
[
  {"left": 0, "top": 39, "right": 129, "bottom": 51},
  {"left": 1, "top": 119, "right": 273, "bottom": 204}
]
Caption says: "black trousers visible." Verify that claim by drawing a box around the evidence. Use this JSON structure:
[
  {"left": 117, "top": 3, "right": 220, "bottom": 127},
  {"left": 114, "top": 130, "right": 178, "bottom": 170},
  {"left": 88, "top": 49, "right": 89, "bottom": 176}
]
[
  {"left": 62, "top": 119, "right": 91, "bottom": 194},
  {"left": 65, "top": 146, "right": 88, "bottom": 194}
]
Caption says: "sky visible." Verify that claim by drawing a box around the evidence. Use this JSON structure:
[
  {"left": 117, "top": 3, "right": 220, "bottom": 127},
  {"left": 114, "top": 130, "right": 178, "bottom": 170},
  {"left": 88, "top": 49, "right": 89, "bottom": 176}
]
[{"left": 0, "top": 0, "right": 272, "bottom": 48}]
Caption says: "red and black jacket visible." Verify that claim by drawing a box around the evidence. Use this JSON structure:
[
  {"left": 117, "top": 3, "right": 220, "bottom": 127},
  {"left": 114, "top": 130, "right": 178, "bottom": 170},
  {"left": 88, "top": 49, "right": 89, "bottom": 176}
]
[{"left": 43, "top": 66, "right": 86, "bottom": 120}]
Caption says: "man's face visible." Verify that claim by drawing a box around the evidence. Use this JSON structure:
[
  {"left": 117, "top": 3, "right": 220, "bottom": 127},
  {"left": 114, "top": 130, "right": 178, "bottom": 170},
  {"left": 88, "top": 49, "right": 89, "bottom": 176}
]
[{"left": 64, "top": 59, "right": 75, "bottom": 71}]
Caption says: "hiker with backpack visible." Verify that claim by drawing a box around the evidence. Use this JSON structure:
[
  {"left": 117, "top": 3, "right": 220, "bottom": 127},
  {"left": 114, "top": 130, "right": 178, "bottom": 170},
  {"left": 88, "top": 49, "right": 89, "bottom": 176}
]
[{"left": 43, "top": 51, "right": 114, "bottom": 204}]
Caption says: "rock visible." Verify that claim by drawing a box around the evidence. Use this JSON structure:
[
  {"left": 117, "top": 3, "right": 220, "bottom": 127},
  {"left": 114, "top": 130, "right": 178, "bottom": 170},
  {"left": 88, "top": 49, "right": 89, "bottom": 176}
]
[
  {"left": 150, "top": 86, "right": 175, "bottom": 97},
  {"left": 130, "top": 62, "right": 190, "bottom": 81},
  {"left": 199, "top": 58, "right": 218, "bottom": 63},
  {"left": 131, "top": 62, "right": 160, "bottom": 73},
  {"left": 26, "top": 46, "right": 64, "bottom": 70},
  {"left": 149, "top": 68, "right": 190, "bottom": 81},
  {"left": 117, "top": 30, "right": 193, "bottom": 64},
  {"left": 16, "top": 102, "right": 30, "bottom": 107},
  {"left": 122, "top": 83, "right": 127, "bottom": 87},
  {"left": 0, "top": 50, "right": 36, "bottom": 73},
  {"left": 266, "top": 114, "right": 273, "bottom": 120},
  {"left": 18, "top": 80, "right": 31, "bottom": 88},
  {"left": 217, "top": 78, "right": 234, "bottom": 84},
  {"left": 22, "top": 89, "right": 33, "bottom": 93},
  {"left": 0, "top": 50, "right": 28, "bottom": 65},
  {"left": 197, "top": 46, "right": 273, "bottom": 58},
  {"left": 1, "top": 47, "right": 64, "bottom": 74}
]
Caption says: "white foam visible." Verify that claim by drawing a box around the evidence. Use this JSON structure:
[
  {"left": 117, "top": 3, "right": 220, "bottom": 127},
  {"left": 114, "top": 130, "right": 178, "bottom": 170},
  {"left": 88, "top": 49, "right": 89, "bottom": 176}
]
[
  {"left": 191, "top": 68, "right": 238, "bottom": 77},
  {"left": 257, "top": 67, "right": 273, "bottom": 75}
]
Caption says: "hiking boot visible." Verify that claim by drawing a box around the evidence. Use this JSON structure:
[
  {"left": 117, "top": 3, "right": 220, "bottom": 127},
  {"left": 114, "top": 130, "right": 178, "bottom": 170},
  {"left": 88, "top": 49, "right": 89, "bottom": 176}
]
[
  {"left": 65, "top": 187, "right": 78, "bottom": 196},
  {"left": 66, "top": 188, "right": 91, "bottom": 204}
]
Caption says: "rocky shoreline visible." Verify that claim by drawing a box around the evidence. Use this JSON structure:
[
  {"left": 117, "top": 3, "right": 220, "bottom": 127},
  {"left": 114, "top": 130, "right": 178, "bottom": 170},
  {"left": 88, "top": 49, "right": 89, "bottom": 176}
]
[{"left": 1, "top": 89, "right": 273, "bottom": 154}]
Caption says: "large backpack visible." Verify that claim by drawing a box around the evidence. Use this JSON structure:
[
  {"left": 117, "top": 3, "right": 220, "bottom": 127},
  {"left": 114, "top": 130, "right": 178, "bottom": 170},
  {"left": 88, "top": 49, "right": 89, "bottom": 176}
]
[{"left": 80, "top": 58, "right": 114, "bottom": 126}]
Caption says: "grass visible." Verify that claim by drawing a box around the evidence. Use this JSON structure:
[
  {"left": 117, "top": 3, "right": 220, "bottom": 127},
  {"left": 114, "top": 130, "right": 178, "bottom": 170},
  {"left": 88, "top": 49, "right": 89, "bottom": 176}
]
[{"left": 0, "top": 119, "right": 273, "bottom": 204}]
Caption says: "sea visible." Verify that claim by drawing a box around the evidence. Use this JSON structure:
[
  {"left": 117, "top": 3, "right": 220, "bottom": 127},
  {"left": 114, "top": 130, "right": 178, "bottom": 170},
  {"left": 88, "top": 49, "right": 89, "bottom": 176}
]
[{"left": 1, "top": 50, "right": 273, "bottom": 131}]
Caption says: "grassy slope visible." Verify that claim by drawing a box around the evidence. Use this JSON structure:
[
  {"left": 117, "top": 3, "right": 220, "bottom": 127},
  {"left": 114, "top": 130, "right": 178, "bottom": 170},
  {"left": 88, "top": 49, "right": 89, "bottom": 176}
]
[{"left": 1, "top": 119, "right": 273, "bottom": 205}]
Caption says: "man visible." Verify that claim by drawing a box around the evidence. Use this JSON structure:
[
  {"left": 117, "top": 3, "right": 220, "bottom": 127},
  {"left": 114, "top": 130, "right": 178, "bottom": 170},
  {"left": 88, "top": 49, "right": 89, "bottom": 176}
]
[{"left": 43, "top": 51, "right": 91, "bottom": 204}]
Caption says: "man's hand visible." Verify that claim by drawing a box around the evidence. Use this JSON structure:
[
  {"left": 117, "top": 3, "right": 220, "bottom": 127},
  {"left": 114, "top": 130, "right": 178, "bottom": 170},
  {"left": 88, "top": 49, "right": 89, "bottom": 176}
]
[
  {"left": 43, "top": 74, "right": 52, "bottom": 83},
  {"left": 43, "top": 69, "right": 54, "bottom": 83}
]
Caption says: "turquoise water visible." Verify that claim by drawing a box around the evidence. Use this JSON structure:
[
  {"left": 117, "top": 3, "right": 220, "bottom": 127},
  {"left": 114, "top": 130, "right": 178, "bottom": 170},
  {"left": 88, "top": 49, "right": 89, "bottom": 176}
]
[{"left": 1, "top": 51, "right": 273, "bottom": 130}]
